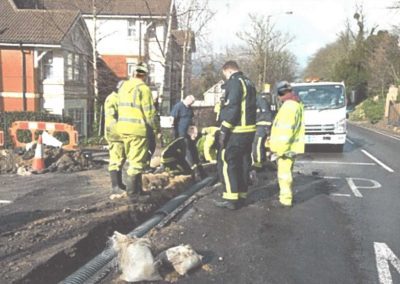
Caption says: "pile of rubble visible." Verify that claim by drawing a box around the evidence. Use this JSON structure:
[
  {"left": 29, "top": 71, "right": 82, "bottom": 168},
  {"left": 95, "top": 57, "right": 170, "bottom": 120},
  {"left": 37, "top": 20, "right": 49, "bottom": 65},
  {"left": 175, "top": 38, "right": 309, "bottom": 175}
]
[{"left": 0, "top": 145, "right": 100, "bottom": 175}]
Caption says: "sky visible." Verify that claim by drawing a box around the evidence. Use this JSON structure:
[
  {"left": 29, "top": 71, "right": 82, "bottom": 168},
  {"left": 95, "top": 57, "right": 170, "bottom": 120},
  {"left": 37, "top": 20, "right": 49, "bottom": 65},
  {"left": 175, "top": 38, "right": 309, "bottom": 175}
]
[{"left": 207, "top": 0, "right": 399, "bottom": 69}]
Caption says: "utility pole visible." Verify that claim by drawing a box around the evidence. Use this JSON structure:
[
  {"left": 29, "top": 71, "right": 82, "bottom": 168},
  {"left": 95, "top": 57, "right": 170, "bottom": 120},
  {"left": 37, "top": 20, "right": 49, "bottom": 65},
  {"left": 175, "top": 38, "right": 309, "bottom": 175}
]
[{"left": 92, "top": 0, "right": 99, "bottom": 128}]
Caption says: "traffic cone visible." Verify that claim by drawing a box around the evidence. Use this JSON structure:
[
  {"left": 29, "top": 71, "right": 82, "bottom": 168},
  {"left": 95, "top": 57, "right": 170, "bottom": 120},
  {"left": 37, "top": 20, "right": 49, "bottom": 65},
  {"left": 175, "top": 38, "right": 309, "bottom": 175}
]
[{"left": 32, "top": 135, "right": 45, "bottom": 171}]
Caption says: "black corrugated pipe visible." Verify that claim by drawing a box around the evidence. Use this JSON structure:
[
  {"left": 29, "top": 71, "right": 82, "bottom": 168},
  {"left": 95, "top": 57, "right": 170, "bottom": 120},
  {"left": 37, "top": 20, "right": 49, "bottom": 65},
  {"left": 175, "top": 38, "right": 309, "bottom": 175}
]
[{"left": 60, "top": 176, "right": 216, "bottom": 284}]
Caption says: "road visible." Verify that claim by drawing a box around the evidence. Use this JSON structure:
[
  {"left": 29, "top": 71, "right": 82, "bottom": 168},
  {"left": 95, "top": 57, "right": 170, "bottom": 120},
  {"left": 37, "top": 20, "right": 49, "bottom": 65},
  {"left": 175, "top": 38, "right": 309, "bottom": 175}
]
[{"left": 131, "top": 123, "right": 400, "bottom": 284}]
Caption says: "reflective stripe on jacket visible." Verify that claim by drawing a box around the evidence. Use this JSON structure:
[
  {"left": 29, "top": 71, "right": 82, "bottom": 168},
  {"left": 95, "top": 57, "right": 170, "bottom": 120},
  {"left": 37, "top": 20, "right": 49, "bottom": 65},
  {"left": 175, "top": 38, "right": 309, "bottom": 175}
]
[
  {"left": 270, "top": 100, "right": 305, "bottom": 156},
  {"left": 220, "top": 72, "right": 257, "bottom": 134},
  {"left": 104, "top": 91, "right": 119, "bottom": 141},
  {"left": 116, "top": 78, "right": 159, "bottom": 137}
]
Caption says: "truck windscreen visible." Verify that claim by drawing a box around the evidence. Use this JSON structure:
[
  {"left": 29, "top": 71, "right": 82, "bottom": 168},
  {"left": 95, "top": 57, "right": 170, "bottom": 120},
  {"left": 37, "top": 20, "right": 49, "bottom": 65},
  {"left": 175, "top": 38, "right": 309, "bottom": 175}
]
[{"left": 293, "top": 85, "right": 345, "bottom": 110}]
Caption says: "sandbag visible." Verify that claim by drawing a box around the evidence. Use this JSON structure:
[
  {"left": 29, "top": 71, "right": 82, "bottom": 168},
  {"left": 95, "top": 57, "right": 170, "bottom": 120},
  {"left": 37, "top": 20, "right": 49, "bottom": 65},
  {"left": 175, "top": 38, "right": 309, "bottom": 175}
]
[
  {"left": 110, "top": 231, "right": 161, "bottom": 282},
  {"left": 162, "top": 244, "right": 203, "bottom": 275}
]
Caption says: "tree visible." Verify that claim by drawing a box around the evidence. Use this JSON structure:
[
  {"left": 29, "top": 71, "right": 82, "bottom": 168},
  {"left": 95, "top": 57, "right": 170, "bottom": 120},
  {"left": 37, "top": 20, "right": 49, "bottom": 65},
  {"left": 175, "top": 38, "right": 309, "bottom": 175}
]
[
  {"left": 175, "top": 0, "right": 215, "bottom": 99},
  {"left": 235, "top": 13, "right": 297, "bottom": 89}
]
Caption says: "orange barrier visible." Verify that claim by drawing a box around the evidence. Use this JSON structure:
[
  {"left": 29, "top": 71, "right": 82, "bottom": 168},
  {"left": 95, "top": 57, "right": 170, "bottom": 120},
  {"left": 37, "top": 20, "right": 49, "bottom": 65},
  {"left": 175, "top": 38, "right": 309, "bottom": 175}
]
[
  {"left": 8, "top": 121, "right": 78, "bottom": 150},
  {"left": 0, "top": 130, "right": 4, "bottom": 147}
]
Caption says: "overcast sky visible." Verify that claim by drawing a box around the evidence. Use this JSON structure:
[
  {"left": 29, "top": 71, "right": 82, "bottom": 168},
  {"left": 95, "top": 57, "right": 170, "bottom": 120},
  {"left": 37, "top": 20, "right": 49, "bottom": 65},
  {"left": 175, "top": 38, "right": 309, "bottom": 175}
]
[{"left": 207, "top": 0, "right": 399, "bottom": 69}]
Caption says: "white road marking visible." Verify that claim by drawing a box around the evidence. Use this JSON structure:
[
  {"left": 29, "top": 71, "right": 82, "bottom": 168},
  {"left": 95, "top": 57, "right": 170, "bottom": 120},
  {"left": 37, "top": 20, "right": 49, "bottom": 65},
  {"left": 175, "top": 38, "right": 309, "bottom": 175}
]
[
  {"left": 361, "top": 149, "right": 395, "bottom": 173},
  {"left": 0, "top": 200, "right": 12, "bottom": 204},
  {"left": 351, "top": 123, "right": 400, "bottom": 142},
  {"left": 329, "top": 193, "right": 351, "bottom": 197},
  {"left": 322, "top": 176, "right": 343, "bottom": 180},
  {"left": 346, "top": 138, "right": 355, "bottom": 145},
  {"left": 297, "top": 160, "right": 375, "bottom": 166},
  {"left": 346, "top": 177, "right": 381, "bottom": 198},
  {"left": 374, "top": 242, "right": 400, "bottom": 284}
]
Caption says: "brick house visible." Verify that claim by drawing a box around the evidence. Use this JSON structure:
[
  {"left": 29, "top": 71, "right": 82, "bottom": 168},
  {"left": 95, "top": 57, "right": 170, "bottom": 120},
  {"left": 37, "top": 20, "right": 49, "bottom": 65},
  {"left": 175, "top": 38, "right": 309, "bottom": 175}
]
[
  {"left": 0, "top": 0, "right": 93, "bottom": 136},
  {"left": 38, "top": 0, "right": 196, "bottom": 113}
]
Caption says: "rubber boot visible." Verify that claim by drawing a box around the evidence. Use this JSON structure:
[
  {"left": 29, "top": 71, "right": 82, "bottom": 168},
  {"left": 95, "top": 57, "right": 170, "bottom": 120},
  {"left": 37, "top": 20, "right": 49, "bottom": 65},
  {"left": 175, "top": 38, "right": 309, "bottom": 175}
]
[
  {"left": 198, "top": 164, "right": 207, "bottom": 179},
  {"left": 110, "top": 170, "right": 125, "bottom": 195},
  {"left": 126, "top": 174, "right": 139, "bottom": 199},
  {"left": 117, "top": 170, "right": 126, "bottom": 190}
]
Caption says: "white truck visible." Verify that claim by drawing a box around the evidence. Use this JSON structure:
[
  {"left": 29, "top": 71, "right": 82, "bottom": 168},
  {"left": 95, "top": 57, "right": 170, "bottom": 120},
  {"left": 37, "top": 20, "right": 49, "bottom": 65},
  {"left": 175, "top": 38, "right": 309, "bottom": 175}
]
[{"left": 291, "top": 81, "right": 347, "bottom": 152}]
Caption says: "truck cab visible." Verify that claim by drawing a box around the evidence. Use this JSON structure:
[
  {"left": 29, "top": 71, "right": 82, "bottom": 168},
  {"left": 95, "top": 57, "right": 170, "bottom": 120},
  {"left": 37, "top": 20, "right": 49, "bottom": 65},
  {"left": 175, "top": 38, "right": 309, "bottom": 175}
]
[{"left": 291, "top": 81, "right": 347, "bottom": 152}]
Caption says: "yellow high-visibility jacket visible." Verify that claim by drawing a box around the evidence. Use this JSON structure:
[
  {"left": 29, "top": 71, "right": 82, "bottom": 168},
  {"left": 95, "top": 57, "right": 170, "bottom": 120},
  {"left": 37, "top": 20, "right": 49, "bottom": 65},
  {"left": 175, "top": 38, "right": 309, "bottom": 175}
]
[
  {"left": 201, "top": 126, "right": 219, "bottom": 162},
  {"left": 104, "top": 91, "right": 120, "bottom": 141},
  {"left": 116, "top": 78, "right": 159, "bottom": 137},
  {"left": 270, "top": 100, "right": 305, "bottom": 157}
]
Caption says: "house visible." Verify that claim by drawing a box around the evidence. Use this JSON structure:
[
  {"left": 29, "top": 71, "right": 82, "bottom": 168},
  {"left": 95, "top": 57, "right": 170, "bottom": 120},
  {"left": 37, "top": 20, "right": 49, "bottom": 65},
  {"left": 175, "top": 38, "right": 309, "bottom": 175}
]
[
  {"left": 38, "top": 0, "right": 196, "bottom": 114},
  {"left": 193, "top": 80, "right": 225, "bottom": 107},
  {"left": 0, "top": 0, "right": 93, "bottom": 136}
]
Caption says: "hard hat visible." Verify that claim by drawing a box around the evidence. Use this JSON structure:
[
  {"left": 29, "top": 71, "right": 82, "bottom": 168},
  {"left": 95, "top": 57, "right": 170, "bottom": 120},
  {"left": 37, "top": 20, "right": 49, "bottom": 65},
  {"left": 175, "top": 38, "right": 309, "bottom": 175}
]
[
  {"left": 136, "top": 62, "right": 148, "bottom": 74},
  {"left": 276, "top": 81, "right": 292, "bottom": 96},
  {"left": 263, "top": 83, "right": 271, "bottom": 93}
]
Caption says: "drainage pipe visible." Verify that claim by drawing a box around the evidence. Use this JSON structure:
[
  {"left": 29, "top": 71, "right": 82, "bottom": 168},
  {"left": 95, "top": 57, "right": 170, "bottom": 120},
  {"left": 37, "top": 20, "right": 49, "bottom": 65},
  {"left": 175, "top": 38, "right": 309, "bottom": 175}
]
[{"left": 60, "top": 176, "right": 216, "bottom": 284}]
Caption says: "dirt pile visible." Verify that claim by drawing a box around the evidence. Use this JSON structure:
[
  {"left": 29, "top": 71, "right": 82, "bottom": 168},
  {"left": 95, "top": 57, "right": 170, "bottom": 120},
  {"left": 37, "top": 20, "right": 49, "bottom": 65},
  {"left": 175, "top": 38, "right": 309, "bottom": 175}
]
[{"left": 0, "top": 146, "right": 101, "bottom": 174}]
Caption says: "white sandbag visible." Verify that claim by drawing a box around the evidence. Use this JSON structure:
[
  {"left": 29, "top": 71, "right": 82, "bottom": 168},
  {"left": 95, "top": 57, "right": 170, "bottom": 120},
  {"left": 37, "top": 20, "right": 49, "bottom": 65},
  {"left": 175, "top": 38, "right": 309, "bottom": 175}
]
[
  {"left": 165, "top": 244, "right": 203, "bottom": 275},
  {"left": 110, "top": 231, "right": 161, "bottom": 282},
  {"left": 42, "top": 131, "right": 63, "bottom": 148}
]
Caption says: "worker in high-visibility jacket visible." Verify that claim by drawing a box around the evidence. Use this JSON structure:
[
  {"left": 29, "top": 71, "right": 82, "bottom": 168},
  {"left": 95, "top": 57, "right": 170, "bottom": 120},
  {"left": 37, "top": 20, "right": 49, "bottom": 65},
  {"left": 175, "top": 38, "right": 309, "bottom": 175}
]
[
  {"left": 197, "top": 126, "right": 220, "bottom": 163},
  {"left": 214, "top": 60, "right": 257, "bottom": 210},
  {"left": 116, "top": 62, "right": 160, "bottom": 198},
  {"left": 270, "top": 81, "right": 305, "bottom": 207},
  {"left": 104, "top": 81, "right": 126, "bottom": 195},
  {"left": 252, "top": 83, "right": 274, "bottom": 170}
]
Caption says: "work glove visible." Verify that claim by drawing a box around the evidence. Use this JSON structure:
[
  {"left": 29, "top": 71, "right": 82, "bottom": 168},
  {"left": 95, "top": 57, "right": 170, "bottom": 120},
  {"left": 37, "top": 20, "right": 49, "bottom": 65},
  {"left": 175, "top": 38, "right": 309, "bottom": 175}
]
[{"left": 218, "top": 130, "right": 229, "bottom": 149}]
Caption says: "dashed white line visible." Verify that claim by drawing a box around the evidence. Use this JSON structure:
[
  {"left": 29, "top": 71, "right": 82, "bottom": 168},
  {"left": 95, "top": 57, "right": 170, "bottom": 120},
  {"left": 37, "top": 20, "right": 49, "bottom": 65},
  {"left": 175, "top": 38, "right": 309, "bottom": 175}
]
[
  {"left": 322, "top": 176, "right": 343, "bottom": 180},
  {"left": 0, "top": 200, "right": 12, "bottom": 204},
  {"left": 297, "top": 160, "right": 375, "bottom": 166},
  {"left": 329, "top": 193, "right": 351, "bottom": 197},
  {"left": 361, "top": 149, "right": 395, "bottom": 173},
  {"left": 346, "top": 138, "right": 355, "bottom": 145}
]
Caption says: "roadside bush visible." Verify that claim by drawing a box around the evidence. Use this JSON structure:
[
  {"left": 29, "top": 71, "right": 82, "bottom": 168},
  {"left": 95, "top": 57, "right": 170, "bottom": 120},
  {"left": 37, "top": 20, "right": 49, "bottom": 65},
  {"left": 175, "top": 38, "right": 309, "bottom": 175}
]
[
  {"left": 0, "top": 112, "right": 73, "bottom": 148},
  {"left": 363, "top": 98, "right": 385, "bottom": 124}
]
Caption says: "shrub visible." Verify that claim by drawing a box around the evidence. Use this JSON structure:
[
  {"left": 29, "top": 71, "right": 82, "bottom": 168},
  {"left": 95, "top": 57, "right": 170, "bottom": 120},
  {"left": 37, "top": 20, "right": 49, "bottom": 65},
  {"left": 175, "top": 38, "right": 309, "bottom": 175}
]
[{"left": 362, "top": 98, "right": 385, "bottom": 124}]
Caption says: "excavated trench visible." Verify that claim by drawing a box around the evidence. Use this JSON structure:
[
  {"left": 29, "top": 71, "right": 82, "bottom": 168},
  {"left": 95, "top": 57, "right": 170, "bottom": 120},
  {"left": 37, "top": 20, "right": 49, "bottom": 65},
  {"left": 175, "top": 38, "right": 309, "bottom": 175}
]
[{"left": 16, "top": 209, "right": 141, "bottom": 284}]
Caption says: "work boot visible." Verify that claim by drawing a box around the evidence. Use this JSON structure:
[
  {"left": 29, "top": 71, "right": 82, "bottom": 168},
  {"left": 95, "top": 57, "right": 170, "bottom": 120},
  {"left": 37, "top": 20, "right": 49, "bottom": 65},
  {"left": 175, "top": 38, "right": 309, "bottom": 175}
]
[
  {"left": 117, "top": 170, "right": 126, "bottom": 190},
  {"left": 270, "top": 199, "right": 292, "bottom": 209},
  {"left": 198, "top": 164, "right": 207, "bottom": 179},
  {"left": 126, "top": 173, "right": 147, "bottom": 200},
  {"left": 110, "top": 170, "right": 125, "bottom": 195},
  {"left": 213, "top": 199, "right": 239, "bottom": 210}
]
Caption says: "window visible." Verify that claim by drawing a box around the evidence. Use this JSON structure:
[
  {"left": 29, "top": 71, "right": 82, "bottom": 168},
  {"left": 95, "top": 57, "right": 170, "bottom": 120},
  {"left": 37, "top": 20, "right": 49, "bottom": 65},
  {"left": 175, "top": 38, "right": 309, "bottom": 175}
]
[
  {"left": 127, "top": 63, "right": 136, "bottom": 77},
  {"left": 65, "top": 53, "right": 86, "bottom": 82},
  {"left": 41, "top": 51, "right": 54, "bottom": 80},
  {"left": 128, "top": 19, "right": 137, "bottom": 38}
]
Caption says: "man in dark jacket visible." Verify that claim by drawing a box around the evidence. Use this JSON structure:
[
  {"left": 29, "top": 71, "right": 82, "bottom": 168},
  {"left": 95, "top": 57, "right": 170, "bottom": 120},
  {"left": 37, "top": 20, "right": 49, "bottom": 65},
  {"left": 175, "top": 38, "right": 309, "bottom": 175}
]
[
  {"left": 252, "top": 83, "right": 274, "bottom": 171},
  {"left": 171, "top": 96, "right": 206, "bottom": 180},
  {"left": 215, "top": 60, "right": 257, "bottom": 210}
]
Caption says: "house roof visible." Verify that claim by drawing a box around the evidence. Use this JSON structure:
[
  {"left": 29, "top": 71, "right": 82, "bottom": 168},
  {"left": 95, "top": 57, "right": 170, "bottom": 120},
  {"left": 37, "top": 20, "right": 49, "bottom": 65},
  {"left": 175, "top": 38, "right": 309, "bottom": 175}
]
[
  {"left": 42, "top": 0, "right": 172, "bottom": 17},
  {"left": 0, "top": 0, "right": 81, "bottom": 45},
  {"left": 171, "top": 30, "right": 196, "bottom": 52}
]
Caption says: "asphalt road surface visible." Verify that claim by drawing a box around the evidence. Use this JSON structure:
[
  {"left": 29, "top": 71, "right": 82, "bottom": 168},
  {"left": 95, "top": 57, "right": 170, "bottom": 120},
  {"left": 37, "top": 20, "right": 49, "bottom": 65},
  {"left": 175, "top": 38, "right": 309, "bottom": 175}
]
[{"left": 143, "top": 123, "right": 400, "bottom": 284}]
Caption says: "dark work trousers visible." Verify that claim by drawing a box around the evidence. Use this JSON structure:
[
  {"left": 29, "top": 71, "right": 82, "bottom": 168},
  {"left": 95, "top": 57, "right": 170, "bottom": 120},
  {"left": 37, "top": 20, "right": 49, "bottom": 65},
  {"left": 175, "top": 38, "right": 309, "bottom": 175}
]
[
  {"left": 218, "top": 132, "right": 255, "bottom": 201},
  {"left": 162, "top": 138, "right": 192, "bottom": 175},
  {"left": 252, "top": 126, "right": 268, "bottom": 168}
]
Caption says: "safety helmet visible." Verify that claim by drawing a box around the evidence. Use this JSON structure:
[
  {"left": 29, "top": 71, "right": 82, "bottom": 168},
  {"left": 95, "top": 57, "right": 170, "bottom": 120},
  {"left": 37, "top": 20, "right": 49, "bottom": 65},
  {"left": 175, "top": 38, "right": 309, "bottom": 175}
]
[
  {"left": 136, "top": 62, "right": 148, "bottom": 74},
  {"left": 276, "top": 81, "right": 292, "bottom": 96}
]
